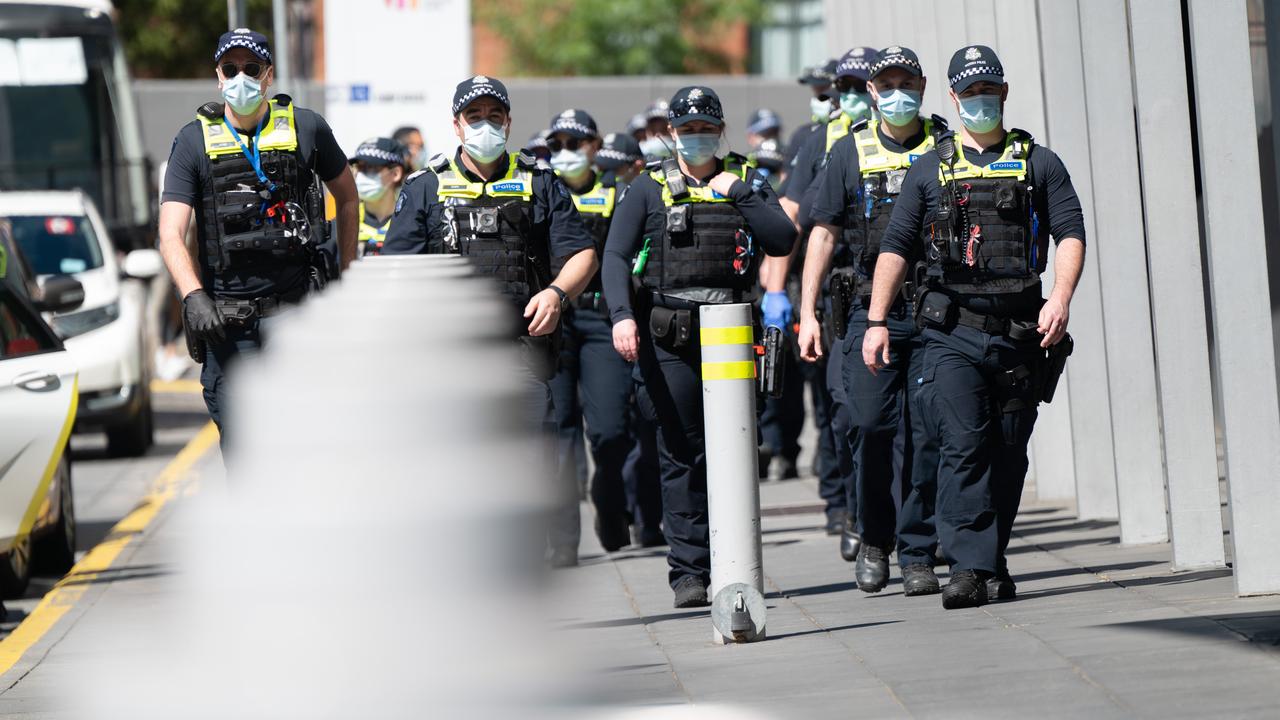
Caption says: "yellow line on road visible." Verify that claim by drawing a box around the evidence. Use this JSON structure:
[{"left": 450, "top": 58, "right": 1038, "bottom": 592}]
[
  {"left": 0, "top": 421, "right": 220, "bottom": 678},
  {"left": 150, "top": 378, "right": 203, "bottom": 394}
]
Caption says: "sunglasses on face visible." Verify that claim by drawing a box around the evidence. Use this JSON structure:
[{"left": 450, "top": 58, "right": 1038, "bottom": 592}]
[
  {"left": 835, "top": 77, "right": 868, "bottom": 94},
  {"left": 546, "top": 137, "right": 585, "bottom": 153},
  {"left": 220, "top": 61, "right": 265, "bottom": 79}
]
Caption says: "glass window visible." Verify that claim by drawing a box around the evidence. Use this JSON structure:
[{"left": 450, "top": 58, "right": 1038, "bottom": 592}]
[
  {"left": 10, "top": 216, "right": 103, "bottom": 276},
  {"left": 0, "top": 296, "right": 55, "bottom": 358},
  {"left": 753, "top": 0, "right": 826, "bottom": 78}
]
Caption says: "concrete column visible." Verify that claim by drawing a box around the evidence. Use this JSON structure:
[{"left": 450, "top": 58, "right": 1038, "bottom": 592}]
[
  {"left": 1076, "top": 0, "right": 1168, "bottom": 544},
  {"left": 1127, "top": 0, "right": 1225, "bottom": 569},
  {"left": 1187, "top": 0, "right": 1280, "bottom": 594}
]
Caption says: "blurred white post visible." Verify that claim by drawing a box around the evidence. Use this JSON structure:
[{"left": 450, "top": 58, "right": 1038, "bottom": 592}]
[
  {"left": 700, "top": 303, "right": 766, "bottom": 644},
  {"left": 1128, "top": 0, "right": 1225, "bottom": 570},
  {"left": 1078, "top": 0, "right": 1168, "bottom": 543},
  {"left": 226, "top": 0, "right": 244, "bottom": 30},
  {"left": 272, "top": 0, "right": 291, "bottom": 94},
  {"left": 1187, "top": 0, "right": 1280, "bottom": 595}
]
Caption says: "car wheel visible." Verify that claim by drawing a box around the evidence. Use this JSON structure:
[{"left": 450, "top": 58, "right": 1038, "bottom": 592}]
[
  {"left": 106, "top": 387, "right": 154, "bottom": 458},
  {"left": 34, "top": 453, "right": 76, "bottom": 574},
  {"left": 0, "top": 531, "right": 33, "bottom": 599}
]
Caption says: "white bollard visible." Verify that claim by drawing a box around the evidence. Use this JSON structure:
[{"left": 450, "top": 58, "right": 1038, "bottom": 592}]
[{"left": 700, "top": 303, "right": 766, "bottom": 644}]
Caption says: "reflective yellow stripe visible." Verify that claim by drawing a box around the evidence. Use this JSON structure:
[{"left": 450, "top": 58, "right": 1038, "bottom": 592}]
[
  {"left": 435, "top": 152, "right": 534, "bottom": 200},
  {"left": 701, "top": 360, "right": 757, "bottom": 380},
  {"left": 198, "top": 99, "right": 298, "bottom": 158},
  {"left": 700, "top": 325, "right": 753, "bottom": 346}
]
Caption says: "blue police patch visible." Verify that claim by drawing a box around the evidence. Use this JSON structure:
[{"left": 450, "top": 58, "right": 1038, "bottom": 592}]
[
  {"left": 579, "top": 197, "right": 606, "bottom": 205},
  {"left": 988, "top": 160, "right": 1025, "bottom": 172},
  {"left": 491, "top": 181, "right": 525, "bottom": 193},
  {"left": 395, "top": 190, "right": 407, "bottom": 215}
]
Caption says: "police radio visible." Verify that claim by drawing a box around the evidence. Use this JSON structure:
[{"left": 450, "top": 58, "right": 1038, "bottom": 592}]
[
  {"left": 661, "top": 158, "right": 689, "bottom": 200},
  {"left": 934, "top": 134, "right": 964, "bottom": 265}
]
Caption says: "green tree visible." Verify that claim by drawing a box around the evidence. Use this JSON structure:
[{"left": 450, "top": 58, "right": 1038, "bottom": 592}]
[
  {"left": 115, "top": 0, "right": 274, "bottom": 79},
  {"left": 476, "top": 0, "right": 764, "bottom": 76}
]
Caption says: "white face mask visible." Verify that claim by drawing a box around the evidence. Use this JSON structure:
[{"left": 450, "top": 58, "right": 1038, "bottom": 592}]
[
  {"left": 355, "top": 170, "right": 387, "bottom": 201},
  {"left": 550, "top": 148, "right": 590, "bottom": 177},
  {"left": 639, "top": 135, "right": 671, "bottom": 159},
  {"left": 810, "top": 96, "right": 834, "bottom": 123},
  {"left": 461, "top": 120, "right": 507, "bottom": 163},
  {"left": 222, "top": 72, "right": 264, "bottom": 115}
]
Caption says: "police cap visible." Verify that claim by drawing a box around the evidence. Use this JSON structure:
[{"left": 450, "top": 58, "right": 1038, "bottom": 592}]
[
  {"left": 949, "top": 45, "right": 1005, "bottom": 92},
  {"left": 667, "top": 86, "right": 724, "bottom": 128},
  {"left": 214, "top": 28, "right": 272, "bottom": 64},
  {"left": 351, "top": 137, "right": 408, "bottom": 167},
  {"left": 870, "top": 45, "right": 923, "bottom": 79},
  {"left": 596, "top": 132, "right": 643, "bottom": 170},
  {"left": 549, "top": 109, "right": 599, "bottom": 139},
  {"left": 452, "top": 75, "right": 511, "bottom": 116}
]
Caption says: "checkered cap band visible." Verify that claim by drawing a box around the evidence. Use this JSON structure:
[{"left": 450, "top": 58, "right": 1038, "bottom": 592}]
[
  {"left": 214, "top": 36, "right": 271, "bottom": 64},
  {"left": 550, "top": 119, "right": 596, "bottom": 137},
  {"left": 871, "top": 53, "right": 922, "bottom": 77},
  {"left": 452, "top": 79, "right": 511, "bottom": 115},
  {"left": 950, "top": 64, "right": 1005, "bottom": 86},
  {"left": 356, "top": 145, "right": 402, "bottom": 164},
  {"left": 598, "top": 147, "right": 639, "bottom": 163}
]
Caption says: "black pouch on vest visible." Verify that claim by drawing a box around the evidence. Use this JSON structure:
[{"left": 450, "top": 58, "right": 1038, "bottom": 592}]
[
  {"left": 518, "top": 331, "right": 561, "bottom": 382},
  {"left": 650, "top": 306, "right": 693, "bottom": 350},
  {"left": 916, "top": 290, "right": 952, "bottom": 329}
]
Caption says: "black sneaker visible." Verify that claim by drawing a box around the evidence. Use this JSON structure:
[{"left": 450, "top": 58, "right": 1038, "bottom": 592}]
[
  {"left": 855, "top": 545, "right": 891, "bottom": 593},
  {"left": 901, "top": 564, "right": 941, "bottom": 596},
  {"left": 839, "top": 522, "right": 862, "bottom": 563},
  {"left": 941, "top": 570, "right": 989, "bottom": 609},
  {"left": 987, "top": 571, "right": 1017, "bottom": 601},
  {"left": 549, "top": 546, "right": 578, "bottom": 568},
  {"left": 672, "top": 575, "right": 710, "bottom": 608}
]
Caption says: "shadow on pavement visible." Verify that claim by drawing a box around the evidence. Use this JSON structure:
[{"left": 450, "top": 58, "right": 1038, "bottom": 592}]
[
  {"left": 1012, "top": 560, "right": 1165, "bottom": 583},
  {"left": 563, "top": 609, "right": 708, "bottom": 630},
  {"left": 57, "top": 563, "right": 174, "bottom": 588},
  {"left": 1018, "top": 567, "right": 1234, "bottom": 600},
  {"left": 1007, "top": 534, "right": 1120, "bottom": 555},
  {"left": 1010, "top": 519, "right": 1118, "bottom": 538},
  {"left": 770, "top": 619, "right": 901, "bottom": 640},
  {"left": 1100, "top": 610, "right": 1280, "bottom": 646}
]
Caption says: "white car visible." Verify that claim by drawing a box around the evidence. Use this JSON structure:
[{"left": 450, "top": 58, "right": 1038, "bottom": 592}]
[
  {"left": 0, "top": 221, "right": 82, "bottom": 597},
  {"left": 0, "top": 191, "right": 163, "bottom": 456}
]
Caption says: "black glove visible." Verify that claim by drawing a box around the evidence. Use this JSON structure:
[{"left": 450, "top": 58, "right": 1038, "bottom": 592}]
[{"left": 182, "top": 289, "right": 225, "bottom": 344}]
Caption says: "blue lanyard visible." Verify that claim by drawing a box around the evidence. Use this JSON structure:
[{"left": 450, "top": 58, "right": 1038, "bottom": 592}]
[{"left": 221, "top": 114, "right": 276, "bottom": 192}]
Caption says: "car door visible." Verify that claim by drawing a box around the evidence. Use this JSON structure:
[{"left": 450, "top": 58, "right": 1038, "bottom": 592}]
[{"left": 0, "top": 291, "right": 77, "bottom": 555}]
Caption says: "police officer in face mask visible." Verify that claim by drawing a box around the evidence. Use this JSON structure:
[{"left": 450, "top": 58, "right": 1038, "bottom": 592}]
[
  {"left": 350, "top": 137, "right": 408, "bottom": 256},
  {"left": 543, "top": 109, "right": 637, "bottom": 563},
  {"left": 638, "top": 99, "right": 674, "bottom": 162},
  {"left": 595, "top": 133, "right": 645, "bottom": 190},
  {"left": 862, "top": 46, "right": 1086, "bottom": 608},
  {"left": 603, "top": 86, "right": 796, "bottom": 608},
  {"left": 799, "top": 46, "right": 945, "bottom": 597},
  {"left": 382, "top": 75, "right": 598, "bottom": 432},
  {"left": 392, "top": 126, "right": 427, "bottom": 171},
  {"left": 157, "top": 28, "right": 358, "bottom": 437}
]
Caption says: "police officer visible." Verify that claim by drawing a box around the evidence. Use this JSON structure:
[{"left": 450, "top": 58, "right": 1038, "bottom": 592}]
[
  {"left": 638, "top": 100, "right": 674, "bottom": 162},
  {"left": 350, "top": 137, "right": 408, "bottom": 256},
  {"left": 158, "top": 28, "right": 357, "bottom": 436},
  {"left": 799, "top": 46, "right": 944, "bottom": 596},
  {"left": 603, "top": 86, "right": 796, "bottom": 608},
  {"left": 862, "top": 46, "right": 1085, "bottom": 608},
  {"left": 544, "top": 109, "right": 636, "bottom": 556},
  {"left": 392, "top": 125, "right": 427, "bottom": 171},
  {"left": 783, "top": 61, "right": 838, "bottom": 161},
  {"left": 595, "top": 132, "right": 646, "bottom": 189},
  {"left": 381, "top": 76, "right": 598, "bottom": 566}
]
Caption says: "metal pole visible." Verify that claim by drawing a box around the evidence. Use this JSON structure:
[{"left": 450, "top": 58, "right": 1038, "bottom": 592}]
[
  {"left": 272, "top": 0, "right": 292, "bottom": 95},
  {"left": 227, "top": 0, "right": 244, "bottom": 30},
  {"left": 1127, "top": 0, "right": 1225, "bottom": 570},
  {"left": 1187, "top": 0, "right": 1280, "bottom": 595},
  {"left": 700, "top": 303, "right": 765, "bottom": 644}
]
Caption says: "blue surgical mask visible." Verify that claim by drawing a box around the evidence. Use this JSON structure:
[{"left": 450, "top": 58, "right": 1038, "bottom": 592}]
[
  {"left": 958, "top": 93, "right": 1002, "bottom": 133},
  {"left": 640, "top": 135, "right": 671, "bottom": 159},
  {"left": 461, "top": 120, "right": 507, "bottom": 163},
  {"left": 550, "top": 148, "right": 590, "bottom": 178},
  {"left": 877, "top": 89, "right": 921, "bottom": 127},
  {"left": 840, "top": 91, "right": 871, "bottom": 123},
  {"left": 222, "top": 73, "right": 264, "bottom": 115},
  {"left": 810, "top": 96, "right": 834, "bottom": 123},
  {"left": 355, "top": 170, "right": 387, "bottom": 201},
  {"left": 674, "top": 132, "right": 720, "bottom": 165}
]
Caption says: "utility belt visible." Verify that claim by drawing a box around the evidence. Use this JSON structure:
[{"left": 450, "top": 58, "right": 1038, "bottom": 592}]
[
  {"left": 642, "top": 291, "right": 751, "bottom": 352},
  {"left": 573, "top": 291, "right": 603, "bottom": 312},
  {"left": 914, "top": 287, "right": 1073, "bottom": 416},
  {"left": 215, "top": 288, "right": 307, "bottom": 325},
  {"left": 828, "top": 270, "right": 913, "bottom": 341}
]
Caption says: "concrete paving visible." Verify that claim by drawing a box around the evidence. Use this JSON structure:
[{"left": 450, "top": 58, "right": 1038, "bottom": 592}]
[{"left": 2, "top": 424, "right": 1279, "bottom": 717}]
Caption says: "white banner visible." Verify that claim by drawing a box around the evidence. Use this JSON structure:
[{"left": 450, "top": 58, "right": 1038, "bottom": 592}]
[{"left": 323, "top": 0, "right": 471, "bottom": 159}]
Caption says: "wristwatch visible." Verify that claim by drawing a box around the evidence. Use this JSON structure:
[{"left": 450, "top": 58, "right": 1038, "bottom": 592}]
[
  {"left": 548, "top": 284, "right": 569, "bottom": 310},
  {"left": 867, "top": 319, "right": 888, "bottom": 328}
]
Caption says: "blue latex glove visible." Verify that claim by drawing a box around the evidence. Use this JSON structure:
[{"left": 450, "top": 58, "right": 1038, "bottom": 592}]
[{"left": 762, "top": 291, "right": 791, "bottom": 330}]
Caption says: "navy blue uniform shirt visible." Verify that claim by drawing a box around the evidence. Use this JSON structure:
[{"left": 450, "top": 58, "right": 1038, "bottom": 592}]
[
  {"left": 381, "top": 148, "right": 594, "bottom": 264},
  {"left": 601, "top": 159, "right": 798, "bottom": 324},
  {"left": 162, "top": 104, "right": 347, "bottom": 299}
]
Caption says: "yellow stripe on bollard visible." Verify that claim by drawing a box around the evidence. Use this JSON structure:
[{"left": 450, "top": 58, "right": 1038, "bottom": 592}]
[
  {"left": 701, "top": 360, "right": 757, "bottom": 380},
  {"left": 700, "top": 325, "right": 753, "bottom": 346}
]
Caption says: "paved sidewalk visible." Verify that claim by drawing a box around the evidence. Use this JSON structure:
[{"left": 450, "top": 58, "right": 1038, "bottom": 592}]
[{"left": 553, "top": 479, "right": 1280, "bottom": 718}]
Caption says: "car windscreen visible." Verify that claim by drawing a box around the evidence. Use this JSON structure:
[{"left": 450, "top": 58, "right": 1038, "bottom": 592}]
[{"left": 9, "top": 215, "right": 104, "bottom": 275}]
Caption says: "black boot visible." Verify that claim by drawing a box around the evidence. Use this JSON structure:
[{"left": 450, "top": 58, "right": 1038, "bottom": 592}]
[
  {"left": 987, "top": 570, "right": 1017, "bottom": 601},
  {"left": 594, "top": 512, "right": 631, "bottom": 552},
  {"left": 839, "top": 515, "right": 862, "bottom": 563},
  {"left": 824, "top": 513, "right": 845, "bottom": 535},
  {"left": 941, "top": 570, "right": 989, "bottom": 609},
  {"left": 901, "top": 564, "right": 941, "bottom": 596},
  {"left": 854, "top": 544, "right": 891, "bottom": 592},
  {"left": 672, "top": 575, "right": 710, "bottom": 608}
]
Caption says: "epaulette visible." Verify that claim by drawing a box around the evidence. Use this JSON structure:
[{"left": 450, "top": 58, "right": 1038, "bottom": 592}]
[
  {"left": 272, "top": 93, "right": 293, "bottom": 107},
  {"left": 645, "top": 158, "right": 664, "bottom": 172},
  {"left": 196, "top": 102, "right": 223, "bottom": 119},
  {"left": 850, "top": 118, "right": 871, "bottom": 134},
  {"left": 403, "top": 169, "right": 429, "bottom": 186},
  {"left": 1010, "top": 128, "right": 1035, "bottom": 159},
  {"left": 425, "top": 153, "right": 450, "bottom": 173},
  {"left": 725, "top": 151, "right": 751, "bottom": 166},
  {"left": 516, "top": 149, "right": 539, "bottom": 170}
]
